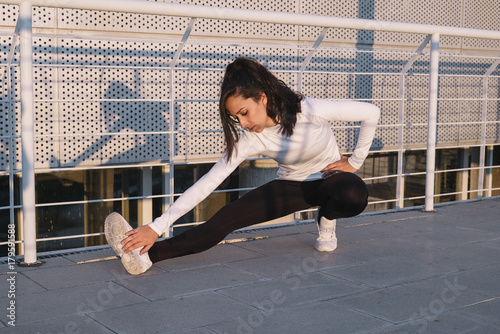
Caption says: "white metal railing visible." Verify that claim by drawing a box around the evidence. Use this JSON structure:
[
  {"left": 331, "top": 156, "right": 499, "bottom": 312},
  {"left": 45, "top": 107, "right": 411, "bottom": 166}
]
[{"left": 1, "top": 0, "right": 500, "bottom": 265}]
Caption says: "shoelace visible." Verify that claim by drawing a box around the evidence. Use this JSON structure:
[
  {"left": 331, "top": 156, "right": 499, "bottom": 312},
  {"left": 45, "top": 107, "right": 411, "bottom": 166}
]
[{"left": 317, "top": 223, "right": 335, "bottom": 240}]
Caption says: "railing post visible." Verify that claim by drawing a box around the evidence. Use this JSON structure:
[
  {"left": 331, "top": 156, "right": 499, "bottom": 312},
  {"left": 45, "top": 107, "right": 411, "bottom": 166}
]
[
  {"left": 484, "top": 146, "right": 493, "bottom": 197},
  {"left": 425, "top": 33, "right": 440, "bottom": 212},
  {"left": 397, "top": 35, "right": 431, "bottom": 209},
  {"left": 479, "top": 59, "right": 500, "bottom": 199},
  {"left": 164, "top": 18, "right": 195, "bottom": 238},
  {"left": 19, "top": 1, "right": 41, "bottom": 265}
]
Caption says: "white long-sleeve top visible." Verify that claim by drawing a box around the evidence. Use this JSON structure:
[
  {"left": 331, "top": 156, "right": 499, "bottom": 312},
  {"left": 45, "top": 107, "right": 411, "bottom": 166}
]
[{"left": 149, "top": 97, "right": 381, "bottom": 235}]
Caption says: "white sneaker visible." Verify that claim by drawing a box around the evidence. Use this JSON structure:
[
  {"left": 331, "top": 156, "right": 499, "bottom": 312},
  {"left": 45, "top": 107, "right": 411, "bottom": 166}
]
[
  {"left": 105, "top": 212, "right": 152, "bottom": 275},
  {"left": 315, "top": 211, "right": 337, "bottom": 252}
]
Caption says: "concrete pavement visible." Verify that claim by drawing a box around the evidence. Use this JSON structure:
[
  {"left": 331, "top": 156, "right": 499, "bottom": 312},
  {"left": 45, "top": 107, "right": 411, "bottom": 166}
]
[{"left": 1, "top": 198, "right": 500, "bottom": 333}]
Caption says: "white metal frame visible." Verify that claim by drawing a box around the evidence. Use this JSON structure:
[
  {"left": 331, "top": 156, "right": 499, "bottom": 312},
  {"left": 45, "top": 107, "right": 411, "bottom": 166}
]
[{"left": 1, "top": 0, "right": 500, "bottom": 264}]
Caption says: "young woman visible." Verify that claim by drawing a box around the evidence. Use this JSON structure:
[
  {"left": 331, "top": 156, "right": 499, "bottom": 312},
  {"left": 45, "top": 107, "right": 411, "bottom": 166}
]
[{"left": 105, "top": 57, "right": 381, "bottom": 275}]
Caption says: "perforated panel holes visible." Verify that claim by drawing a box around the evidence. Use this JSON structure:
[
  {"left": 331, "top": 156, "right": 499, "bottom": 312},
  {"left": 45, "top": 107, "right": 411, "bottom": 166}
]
[
  {"left": 33, "top": 6, "right": 55, "bottom": 27},
  {"left": 1, "top": 5, "right": 17, "bottom": 25},
  {"left": 0, "top": 140, "right": 6, "bottom": 170}
]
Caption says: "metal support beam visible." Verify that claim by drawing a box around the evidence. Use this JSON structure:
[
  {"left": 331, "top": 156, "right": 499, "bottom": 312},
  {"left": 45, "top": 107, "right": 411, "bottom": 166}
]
[
  {"left": 425, "top": 33, "right": 440, "bottom": 212},
  {"left": 19, "top": 1, "right": 41, "bottom": 265},
  {"left": 457, "top": 148, "right": 469, "bottom": 201},
  {"left": 164, "top": 19, "right": 196, "bottom": 237},
  {"left": 485, "top": 146, "right": 494, "bottom": 198},
  {"left": 298, "top": 27, "right": 328, "bottom": 93},
  {"left": 7, "top": 19, "right": 20, "bottom": 67},
  {"left": 401, "top": 35, "right": 432, "bottom": 74},
  {"left": 170, "top": 17, "right": 196, "bottom": 69},
  {"left": 140, "top": 166, "right": 153, "bottom": 225}
]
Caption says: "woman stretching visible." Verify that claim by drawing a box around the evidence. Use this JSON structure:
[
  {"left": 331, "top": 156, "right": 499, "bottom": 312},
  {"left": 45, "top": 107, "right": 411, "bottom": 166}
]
[{"left": 105, "top": 57, "right": 381, "bottom": 275}]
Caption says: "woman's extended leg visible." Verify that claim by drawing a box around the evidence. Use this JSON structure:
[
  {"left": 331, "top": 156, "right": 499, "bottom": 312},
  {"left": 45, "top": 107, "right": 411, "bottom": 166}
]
[
  {"left": 148, "top": 180, "right": 313, "bottom": 262},
  {"left": 148, "top": 172, "right": 369, "bottom": 263}
]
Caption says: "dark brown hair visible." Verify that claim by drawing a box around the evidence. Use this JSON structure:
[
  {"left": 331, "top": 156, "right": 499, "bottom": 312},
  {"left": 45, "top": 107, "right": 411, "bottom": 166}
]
[{"left": 219, "top": 57, "right": 303, "bottom": 160}]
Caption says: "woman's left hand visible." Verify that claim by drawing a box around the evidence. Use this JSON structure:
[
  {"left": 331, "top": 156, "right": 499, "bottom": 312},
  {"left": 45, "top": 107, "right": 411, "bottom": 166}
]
[{"left": 321, "top": 154, "right": 357, "bottom": 178}]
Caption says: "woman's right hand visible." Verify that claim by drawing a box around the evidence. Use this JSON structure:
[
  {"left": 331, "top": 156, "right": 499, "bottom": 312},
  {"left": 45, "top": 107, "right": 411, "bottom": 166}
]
[
  {"left": 320, "top": 153, "right": 357, "bottom": 178},
  {"left": 121, "top": 225, "right": 159, "bottom": 256}
]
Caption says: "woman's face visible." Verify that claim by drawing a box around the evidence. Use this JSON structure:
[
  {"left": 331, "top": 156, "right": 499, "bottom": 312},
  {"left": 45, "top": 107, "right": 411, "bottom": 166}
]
[{"left": 225, "top": 93, "right": 276, "bottom": 133}]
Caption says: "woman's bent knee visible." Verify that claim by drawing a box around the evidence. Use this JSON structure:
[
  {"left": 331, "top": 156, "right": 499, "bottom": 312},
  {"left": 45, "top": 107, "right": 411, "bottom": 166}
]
[{"left": 326, "top": 175, "right": 368, "bottom": 218}]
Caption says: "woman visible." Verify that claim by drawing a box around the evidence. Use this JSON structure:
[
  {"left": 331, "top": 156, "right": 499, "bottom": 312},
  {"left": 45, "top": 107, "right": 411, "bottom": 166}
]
[{"left": 105, "top": 57, "right": 381, "bottom": 275}]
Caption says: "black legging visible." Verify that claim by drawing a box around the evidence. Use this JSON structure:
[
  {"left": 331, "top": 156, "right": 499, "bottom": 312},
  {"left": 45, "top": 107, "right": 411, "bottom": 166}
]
[{"left": 148, "top": 171, "right": 368, "bottom": 263}]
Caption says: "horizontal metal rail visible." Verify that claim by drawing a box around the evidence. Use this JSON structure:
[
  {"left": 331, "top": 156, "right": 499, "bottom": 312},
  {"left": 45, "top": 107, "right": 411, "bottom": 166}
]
[
  {"left": 1, "top": 143, "right": 499, "bottom": 175},
  {"left": 3, "top": 0, "right": 500, "bottom": 39}
]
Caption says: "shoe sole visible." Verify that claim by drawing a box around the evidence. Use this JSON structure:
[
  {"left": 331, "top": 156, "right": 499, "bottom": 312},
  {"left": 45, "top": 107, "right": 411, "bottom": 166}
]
[
  {"left": 104, "top": 212, "right": 149, "bottom": 275},
  {"left": 315, "top": 240, "right": 338, "bottom": 252}
]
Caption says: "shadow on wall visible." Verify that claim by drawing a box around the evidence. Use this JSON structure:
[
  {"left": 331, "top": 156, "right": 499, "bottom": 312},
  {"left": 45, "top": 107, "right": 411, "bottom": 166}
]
[{"left": 52, "top": 81, "right": 174, "bottom": 168}]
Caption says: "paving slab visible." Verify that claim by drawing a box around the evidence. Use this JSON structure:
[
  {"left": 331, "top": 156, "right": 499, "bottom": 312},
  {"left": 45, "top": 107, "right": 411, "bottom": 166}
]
[
  {"left": 378, "top": 213, "right": 455, "bottom": 233},
  {"left": 90, "top": 292, "right": 254, "bottom": 334},
  {"left": 333, "top": 233, "right": 430, "bottom": 262},
  {"left": 367, "top": 310, "right": 500, "bottom": 334},
  {"left": 337, "top": 211, "right": 436, "bottom": 228},
  {"left": 331, "top": 272, "right": 487, "bottom": 324},
  {"left": 153, "top": 243, "right": 263, "bottom": 272},
  {"left": 336, "top": 220, "right": 421, "bottom": 243},
  {"left": 21, "top": 258, "right": 164, "bottom": 290},
  {"left": 235, "top": 220, "right": 317, "bottom": 238},
  {"left": 0, "top": 272, "right": 46, "bottom": 296},
  {"left": 208, "top": 301, "right": 389, "bottom": 334},
  {"left": 168, "top": 328, "right": 218, "bottom": 334},
  {"left": 323, "top": 255, "right": 457, "bottom": 289},
  {"left": 225, "top": 248, "right": 361, "bottom": 280},
  {"left": 456, "top": 297, "right": 500, "bottom": 327},
  {"left": 395, "top": 226, "right": 498, "bottom": 250},
  {"left": 0, "top": 198, "right": 498, "bottom": 333},
  {"left": 448, "top": 263, "right": 500, "bottom": 298},
  {"left": 0, "top": 314, "right": 115, "bottom": 334},
  {"left": 0, "top": 256, "right": 74, "bottom": 274},
  {"left": 120, "top": 264, "right": 263, "bottom": 301},
  {"left": 218, "top": 271, "right": 371, "bottom": 311},
  {"left": 462, "top": 218, "right": 500, "bottom": 236},
  {"left": 408, "top": 241, "right": 500, "bottom": 271},
  {"left": 231, "top": 232, "right": 317, "bottom": 255},
  {"left": 0, "top": 281, "right": 148, "bottom": 326},
  {"left": 63, "top": 248, "right": 117, "bottom": 263},
  {"left": 480, "top": 237, "right": 500, "bottom": 250},
  {"left": 432, "top": 201, "right": 500, "bottom": 228}
]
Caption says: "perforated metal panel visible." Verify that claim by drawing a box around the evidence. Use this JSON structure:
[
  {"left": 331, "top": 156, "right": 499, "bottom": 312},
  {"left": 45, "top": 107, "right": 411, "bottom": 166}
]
[
  {"left": 56, "top": 0, "right": 297, "bottom": 41},
  {"left": 31, "top": 37, "right": 177, "bottom": 168},
  {"left": 372, "top": 0, "right": 462, "bottom": 48},
  {"left": 1, "top": 32, "right": 19, "bottom": 171},
  {"left": 57, "top": 7, "right": 187, "bottom": 34},
  {"left": 463, "top": 0, "right": 500, "bottom": 50},
  {"left": 299, "top": 0, "right": 358, "bottom": 43},
  {"left": 1, "top": 4, "right": 17, "bottom": 26},
  {"left": 300, "top": 0, "right": 463, "bottom": 48}
]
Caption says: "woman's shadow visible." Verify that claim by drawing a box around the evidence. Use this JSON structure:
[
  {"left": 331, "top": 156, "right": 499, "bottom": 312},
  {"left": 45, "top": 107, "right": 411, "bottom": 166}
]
[{"left": 53, "top": 81, "right": 177, "bottom": 167}]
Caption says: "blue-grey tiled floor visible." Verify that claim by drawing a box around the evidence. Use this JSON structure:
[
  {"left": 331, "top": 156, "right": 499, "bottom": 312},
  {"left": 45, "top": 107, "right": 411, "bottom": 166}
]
[{"left": 1, "top": 198, "right": 500, "bottom": 333}]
